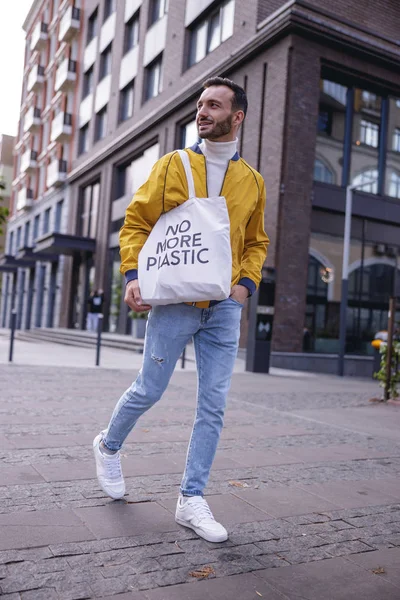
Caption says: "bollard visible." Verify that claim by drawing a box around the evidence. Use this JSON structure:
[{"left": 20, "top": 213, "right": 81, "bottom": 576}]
[
  {"left": 9, "top": 309, "right": 17, "bottom": 363},
  {"left": 181, "top": 346, "right": 186, "bottom": 369},
  {"left": 96, "top": 314, "right": 104, "bottom": 367}
]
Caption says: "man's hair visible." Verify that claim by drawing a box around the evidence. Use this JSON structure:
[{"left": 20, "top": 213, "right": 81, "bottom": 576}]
[{"left": 202, "top": 76, "right": 248, "bottom": 116}]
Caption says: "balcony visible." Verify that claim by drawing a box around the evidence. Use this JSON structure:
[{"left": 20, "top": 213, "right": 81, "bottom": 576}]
[
  {"left": 31, "top": 21, "right": 48, "bottom": 52},
  {"left": 51, "top": 112, "right": 73, "bottom": 143},
  {"left": 16, "top": 188, "right": 34, "bottom": 212},
  {"left": 47, "top": 159, "right": 67, "bottom": 188},
  {"left": 59, "top": 6, "right": 80, "bottom": 43},
  {"left": 27, "top": 65, "right": 45, "bottom": 93},
  {"left": 23, "top": 106, "right": 41, "bottom": 133},
  {"left": 20, "top": 149, "right": 38, "bottom": 173},
  {"left": 54, "top": 59, "right": 77, "bottom": 92}
]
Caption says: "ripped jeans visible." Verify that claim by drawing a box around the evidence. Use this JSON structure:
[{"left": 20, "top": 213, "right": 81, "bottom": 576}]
[{"left": 103, "top": 298, "right": 242, "bottom": 496}]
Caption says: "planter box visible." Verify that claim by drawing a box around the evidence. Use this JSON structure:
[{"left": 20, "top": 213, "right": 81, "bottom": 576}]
[{"left": 131, "top": 318, "right": 147, "bottom": 339}]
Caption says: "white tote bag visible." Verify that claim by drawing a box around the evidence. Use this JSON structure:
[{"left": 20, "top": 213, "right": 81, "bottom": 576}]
[{"left": 138, "top": 150, "right": 232, "bottom": 305}]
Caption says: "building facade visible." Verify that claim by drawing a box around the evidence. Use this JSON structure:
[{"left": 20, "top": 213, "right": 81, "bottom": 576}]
[
  {"left": 2, "top": 0, "right": 400, "bottom": 357},
  {"left": 0, "top": 135, "right": 15, "bottom": 254},
  {"left": 0, "top": 0, "right": 82, "bottom": 329}
]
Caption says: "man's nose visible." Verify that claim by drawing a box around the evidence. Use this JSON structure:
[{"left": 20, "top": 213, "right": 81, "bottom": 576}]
[{"left": 197, "top": 107, "right": 209, "bottom": 120}]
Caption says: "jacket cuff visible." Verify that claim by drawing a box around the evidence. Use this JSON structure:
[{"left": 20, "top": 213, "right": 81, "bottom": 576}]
[
  {"left": 125, "top": 269, "right": 138, "bottom": 285},
  {"left": 238, "top": 277, "right": 256, "bottom": 297}
]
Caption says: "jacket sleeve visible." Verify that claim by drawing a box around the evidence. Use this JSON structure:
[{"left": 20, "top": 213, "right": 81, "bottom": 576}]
[
  {"left": 239, "top": 177, "right": 269, "bottom": 291},
  {"left": 119, "top": 154, "right": 172, "bottom": 277}
]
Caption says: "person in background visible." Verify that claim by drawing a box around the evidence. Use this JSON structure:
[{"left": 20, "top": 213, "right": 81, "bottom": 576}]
[{"left": 87, "top": 289, "right": 104, "bottom": 332}]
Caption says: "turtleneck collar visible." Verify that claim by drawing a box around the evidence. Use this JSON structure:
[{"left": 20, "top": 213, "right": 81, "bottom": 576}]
[{"left": 198, "top": 138, "right": 239, "bottom": 163}]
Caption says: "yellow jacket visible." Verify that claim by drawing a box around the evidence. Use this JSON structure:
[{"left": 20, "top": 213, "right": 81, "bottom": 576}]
[{"left": 120, "top": 143, "right": 269, "bottom": 308}]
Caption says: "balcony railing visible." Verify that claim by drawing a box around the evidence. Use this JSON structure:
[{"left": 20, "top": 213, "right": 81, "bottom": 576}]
[
  {"left": 20, "top": 150, "right": 38, "bottom": 173},
  {"left": 23, "top": 106, "right": 41, "bottom": 133},
  {"left": 31, "top": 21, "right": 48, "bottom": 52},
  {"left": 27, "top": 65, "right": 45, "bottom": 93},
  {"left": 59, "top": 6, "right": 81, "bottom": 43},
  {"left": 51, "top": 112, "right": 73, "bottom": 143},
  {"left": 54, "top": 59, "right": 77, "bottom": 92},
  {"left": 16, "top": 188, "right": 34, "bottom": 212},
  {"left": 47, "top": 158, "right": 68, "bottom": 188}
]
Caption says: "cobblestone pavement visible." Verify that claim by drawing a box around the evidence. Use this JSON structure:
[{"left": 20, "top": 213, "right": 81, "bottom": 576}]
[{"left": 1, "top": 357, "right": 400, "bottom": 599}]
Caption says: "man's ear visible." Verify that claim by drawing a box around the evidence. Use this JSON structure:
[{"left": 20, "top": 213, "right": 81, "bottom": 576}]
[{"left": 233, "top": 110, "right": 245, "bottom": 127}]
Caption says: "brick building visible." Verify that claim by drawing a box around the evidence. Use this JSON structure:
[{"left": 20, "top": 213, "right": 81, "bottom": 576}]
[
  {"left": 0, "top": 135, "right": 15, "bottom": 254},
  {"left": 2, "top": 0, "right": 400, "bottom": 360}
]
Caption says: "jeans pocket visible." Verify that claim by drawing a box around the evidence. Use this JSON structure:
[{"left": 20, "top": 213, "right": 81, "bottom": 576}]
[{"left": 228, "top": 296, "right": 244, "bottom": 308}]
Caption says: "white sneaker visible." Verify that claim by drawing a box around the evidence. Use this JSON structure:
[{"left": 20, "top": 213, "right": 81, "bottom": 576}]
[
  {"left": 175, "top": 495, "right": 228, "bottom": 543},
  {"left": 93, "top": 433, "right": 125, "bottom": 500}
]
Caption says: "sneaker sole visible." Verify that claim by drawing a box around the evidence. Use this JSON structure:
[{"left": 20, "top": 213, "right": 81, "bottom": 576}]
[{"left": 175, "top": 516, "right": 228, "bottom": 543}]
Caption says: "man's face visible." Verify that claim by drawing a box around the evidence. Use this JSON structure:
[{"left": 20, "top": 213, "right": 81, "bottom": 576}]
[{"left": 196, "top": 85, "right": 236, "bottom": 140}]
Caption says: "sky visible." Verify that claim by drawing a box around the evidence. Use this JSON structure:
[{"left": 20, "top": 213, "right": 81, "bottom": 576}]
[{"left": 0, "top": 1, "right": 33, "bottom": 138}]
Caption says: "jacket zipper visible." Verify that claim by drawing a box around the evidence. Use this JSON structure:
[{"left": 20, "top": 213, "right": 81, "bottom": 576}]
[{"left": 219, "top": 161, "right": 231, "bottom": 196}]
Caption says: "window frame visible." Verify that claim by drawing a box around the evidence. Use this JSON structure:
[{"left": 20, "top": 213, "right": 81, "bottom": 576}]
[
  {"left": 188, "top": 0, "right": 235, "bottom": 68},
  {"left": 82, "top": 67, "right": 94, "bottom": 99},
  {"left": 94, "top": 105, "right": 108, "bottom": 141},
  {"left": 124, "top": 12, "right": 140, "bottom": 54},
  {"left": 119, "top": 81, "right": 135, "bottom": 123},
  {"left": 149, "top": 0, "right": 168, "bottom": 27},
  {"left": 393, "top": 128, "right": 400, "bottom": 153},
  {"left": 103, "top": 0, "right": 115, "bottom": 22},
  {"left": 78, "top": 123, "right": 89, "bottom": 155},
  {"left": 144, "top": 55, "right": 163, "bottom": 101},
  {"left": 99, "top": 43, "right": 112, "bottom": 81},
  {"left": 87, "top": 8, "right": 98, "bottom": 45}
]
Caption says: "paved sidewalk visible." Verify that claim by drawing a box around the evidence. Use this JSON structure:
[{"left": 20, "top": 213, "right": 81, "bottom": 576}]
[{"left": 1, "top": 341, "right": 400, "bottom": 599}]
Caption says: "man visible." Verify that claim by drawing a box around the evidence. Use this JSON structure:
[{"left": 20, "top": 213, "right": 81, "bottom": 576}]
[
  {"left": 93, "top": 77, "right": 269, "bottom": 543},
  {"left": 87, "top": 289, "right": 104, "bottom": 332}
]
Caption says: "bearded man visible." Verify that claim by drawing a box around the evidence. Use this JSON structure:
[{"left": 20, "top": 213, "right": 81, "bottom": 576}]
[{"left": 93, "top": 77, "right": 269, "bottom": 543}]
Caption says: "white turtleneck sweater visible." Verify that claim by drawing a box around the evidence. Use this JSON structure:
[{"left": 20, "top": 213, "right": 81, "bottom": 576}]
[{"left": 198, "top": 138, "right": 238, "bottom": 197}]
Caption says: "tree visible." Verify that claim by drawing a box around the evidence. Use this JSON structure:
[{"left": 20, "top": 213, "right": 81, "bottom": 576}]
[{"left": 0, "top": 176, "right": 9, "bottom": 237}]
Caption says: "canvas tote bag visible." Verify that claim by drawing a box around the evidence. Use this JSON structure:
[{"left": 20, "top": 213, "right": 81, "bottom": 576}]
[{"left": 138, "top": 149, "right": 232, "bottom": 305}]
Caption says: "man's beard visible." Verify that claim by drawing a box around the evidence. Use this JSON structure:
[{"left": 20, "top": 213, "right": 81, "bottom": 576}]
[{"left": 198, "top": 115, "right": 233, "bottom": 139}]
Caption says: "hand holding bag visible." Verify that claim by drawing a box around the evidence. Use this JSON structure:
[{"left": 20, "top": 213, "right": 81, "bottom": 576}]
[{"left": 138, "top": 150, "right": 232, "bottom": 305}]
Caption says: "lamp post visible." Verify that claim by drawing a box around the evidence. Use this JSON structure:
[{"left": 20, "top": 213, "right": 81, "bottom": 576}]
[{"left": 337, "top": 178, "right": 378, "bottom": 377}]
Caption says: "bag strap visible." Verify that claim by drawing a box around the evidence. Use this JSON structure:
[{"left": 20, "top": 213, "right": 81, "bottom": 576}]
[{"left": 177, "top": 149, "right": 196, "bottom": 199}]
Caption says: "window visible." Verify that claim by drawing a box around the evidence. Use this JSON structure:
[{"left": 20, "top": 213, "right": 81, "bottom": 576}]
[
  {"left": 352, "top": 169, "right": 378, "bottom": 194},
  {"left": 315, "top": 79, "right": 347, "bottom": 186},
  {"left": 80, "top": 182, "right": 100, "bottom": 238},
  {"left": 87, "top": 8, "right": 98, "bottom": 44},
  {"left": 33, "top": 215, "right": 40, "bottom": 241},
  {"left": 119, "top": 82, "right": 134, "bottom": 122},
  {"left": 360, "top": 120, "right": 379, "bottom": 147},
  {"left": 8, "top": 231, "right": 14, "bottom": 255},
  {"left": 99, "top": 44, "right": 112, "bottom": 80},
  {"left": 388, "top": 171, "right": 400, "bottom": 199},
  {"left": 95, "top": 106, "right": 108, "bottom": 141},
  {"left": 351, "top": 88, "right": 382, "bottom": 191},
  {"left": 104, "top": 0, "right": 115, "bottom": 21},
  {"left": 393, "top": 128, "right": 400, "bottom": 153},
  {"left": 55, "top": 200, "right": 63, "bottom": 232},
  {"left": 189, "top": 0, "right": 234, "bottom": 67},
  {"left": 180, "top": 119, "right": 198, "bottom": 148},
  {"left": 24, "top": 221, "right": 30, "bottom": 247},
  {"left": 145, "top": 55, "right": 162, "bottom": 100},
  {"left": 124, "top": 14, "right": 139, "bottom": 53},
  {"left": 43, "top": 208, "right": 51, "bottom": 235},
  {"left": 149, "top": 0, "right": 167, "bottom": 26},
  {"left": 82, "top": 67, "right": 94, "bottom": 99},
  {"left": 16, "top": 227, "right": 22, "bottom": 250},
  {"left": 314, "top": 159, "right": 334, "bottom": 184},
  {"left": 79, "top": 124, "right": 89, "bottom": 154}
]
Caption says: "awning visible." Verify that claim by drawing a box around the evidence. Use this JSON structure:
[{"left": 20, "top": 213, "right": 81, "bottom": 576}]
[
  {"left": 16, "top": 246, "right": 59, "bottom": 264},
  {"left": 0, "top": 254, "right": 31, "bottom": 271},
  {"left": 33, "top": 232, "right": 96, "bottom": 257}
]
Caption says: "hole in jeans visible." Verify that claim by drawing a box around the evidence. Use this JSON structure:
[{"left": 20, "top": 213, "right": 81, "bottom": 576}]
[{"left": 151, "top": 354, "right": 164, "bottom": 365}]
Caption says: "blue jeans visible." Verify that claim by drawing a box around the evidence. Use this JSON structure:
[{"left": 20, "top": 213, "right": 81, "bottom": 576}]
[{"left": 103, "top": 297, "right": 243, "bottom": 496}]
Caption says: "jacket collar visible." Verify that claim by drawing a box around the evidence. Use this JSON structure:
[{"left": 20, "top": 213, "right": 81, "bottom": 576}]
[{"left": 190, "top": 142, "right": 240, "bottom": 162}]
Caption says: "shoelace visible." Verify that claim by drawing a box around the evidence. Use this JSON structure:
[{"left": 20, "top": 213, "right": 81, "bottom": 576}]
[
  {"left": 103, "top": 454, "right": 122, "bottom": 480},
  {"left": 188, "top": 498, "right": 215, "bottom": 523}
]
